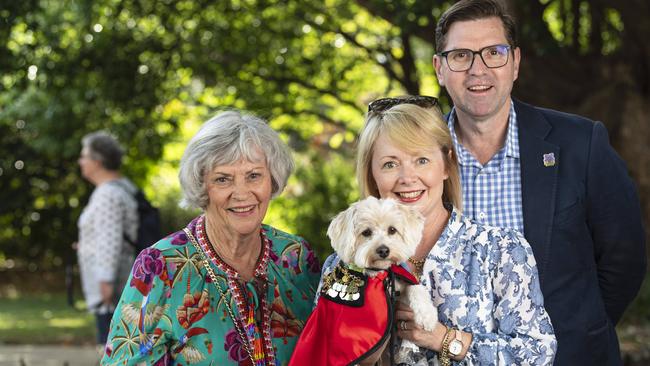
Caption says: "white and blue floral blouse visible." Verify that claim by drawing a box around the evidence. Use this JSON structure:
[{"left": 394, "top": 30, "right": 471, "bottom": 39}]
[{"left": 320, "top": 206, "right": 556, "bottom": 365}]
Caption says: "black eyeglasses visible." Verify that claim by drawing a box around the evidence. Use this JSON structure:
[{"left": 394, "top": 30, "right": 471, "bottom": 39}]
[
  {"left": 367, "top": 95, "right": 439, "bottom": 113},
  {"left": 438, "top": 44, "right": 511, "bottom": 72}
]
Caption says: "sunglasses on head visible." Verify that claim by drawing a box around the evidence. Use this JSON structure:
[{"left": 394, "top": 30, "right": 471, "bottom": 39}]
[{"left": 367, "top": 95, "right": 439, "bottom": 113}]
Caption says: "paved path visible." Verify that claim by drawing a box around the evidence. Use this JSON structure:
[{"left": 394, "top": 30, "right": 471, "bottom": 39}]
[{"left": 0, "top": 345, "right": 101, "bottom": 366}]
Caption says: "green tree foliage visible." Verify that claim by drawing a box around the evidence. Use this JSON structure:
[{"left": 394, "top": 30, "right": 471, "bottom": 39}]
[
  {"left": 1, "top": 0, "right": 648, "bottom": 268},
  {"left": 0, "top": 0, "right": 175, "bottom": 268}
]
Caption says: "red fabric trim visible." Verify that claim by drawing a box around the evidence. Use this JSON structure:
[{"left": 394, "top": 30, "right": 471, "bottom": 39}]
[{"left": 390, "top": 264, "right": 419, "bottom": 284}]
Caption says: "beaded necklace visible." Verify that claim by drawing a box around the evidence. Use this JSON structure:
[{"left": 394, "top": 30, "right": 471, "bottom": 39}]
[{"left": 192, "top": 215, "right": 275, "bottom": 366}]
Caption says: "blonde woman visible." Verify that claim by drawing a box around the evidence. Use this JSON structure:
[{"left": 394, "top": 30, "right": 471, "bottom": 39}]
[{"left": 319, "top": 96, "right": 556, "bottom": 365}]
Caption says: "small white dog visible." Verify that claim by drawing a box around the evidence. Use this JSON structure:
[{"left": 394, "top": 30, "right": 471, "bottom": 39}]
[{"left": 327, "top": 196, "right": 441, "bottom": 362}]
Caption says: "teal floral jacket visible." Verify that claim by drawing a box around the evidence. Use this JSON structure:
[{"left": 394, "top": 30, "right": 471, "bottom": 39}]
[{"left": 100, "top": 216, "right": 321, "bottom": 365}]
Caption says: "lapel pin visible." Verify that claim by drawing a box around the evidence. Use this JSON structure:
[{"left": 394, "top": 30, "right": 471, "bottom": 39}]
[{"left": 543, "top": 153, "right": 556, "bottom": 167}]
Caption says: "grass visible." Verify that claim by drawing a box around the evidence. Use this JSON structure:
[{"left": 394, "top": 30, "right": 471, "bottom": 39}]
[{"left": 0, "top": 292, "right": 95, "bottom": 345}]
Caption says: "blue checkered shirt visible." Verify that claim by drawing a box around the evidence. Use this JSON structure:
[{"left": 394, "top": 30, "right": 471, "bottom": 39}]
[{"left": 448, "top": 103, "right": 524, "bottom": 233}]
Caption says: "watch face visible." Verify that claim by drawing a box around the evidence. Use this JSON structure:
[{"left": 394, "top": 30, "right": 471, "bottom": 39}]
[{"left": 449, "top": 339, "right": 463, "bottom": 356}]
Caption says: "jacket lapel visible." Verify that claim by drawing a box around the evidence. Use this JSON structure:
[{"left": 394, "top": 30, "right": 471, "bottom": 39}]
[{"left": 515, "top": 99, "right": 559, "bottom": 286}]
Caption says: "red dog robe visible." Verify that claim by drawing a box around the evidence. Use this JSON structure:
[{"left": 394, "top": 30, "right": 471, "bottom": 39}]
[{"left": 289, "top": 263, "right": 418, "bottom": 366}]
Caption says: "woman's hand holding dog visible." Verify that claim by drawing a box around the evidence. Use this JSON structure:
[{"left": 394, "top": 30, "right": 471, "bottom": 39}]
[
  {"left": 396, "top": 303, "right": 472, "bottom": 361},
  {"left": 396, "top": 303, "right": 446, "bottom": 351}
]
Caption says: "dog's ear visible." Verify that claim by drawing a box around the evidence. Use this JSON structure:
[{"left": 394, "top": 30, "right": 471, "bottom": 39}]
[
  {"left": 396, "top": 203, "right": 425, "bottom": 249},
  {"left": 327, "top": 204, "right": 358, "bottom": 263}
]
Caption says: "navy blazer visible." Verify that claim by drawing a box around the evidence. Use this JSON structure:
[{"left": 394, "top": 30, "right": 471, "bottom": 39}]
[{"left": 512, "top": 99, "right": 646, "bottom": 365}]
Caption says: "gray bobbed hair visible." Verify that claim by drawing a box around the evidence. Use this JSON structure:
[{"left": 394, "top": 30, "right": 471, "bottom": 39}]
[
  {"left": 81, "top": 130, "right": 124, "bottom": 171},
  {"left": 179, "top": 110, "right": 294, "bottom": 210}
]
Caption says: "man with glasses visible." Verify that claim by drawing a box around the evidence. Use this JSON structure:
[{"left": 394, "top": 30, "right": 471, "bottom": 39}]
[{"left": 433, "top": 0, "right": 646, "bottom": 365}]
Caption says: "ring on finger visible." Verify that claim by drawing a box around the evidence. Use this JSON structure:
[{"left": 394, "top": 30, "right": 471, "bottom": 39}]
[{"left": 400, "top": 320, "right": 407, "bottom": 331}]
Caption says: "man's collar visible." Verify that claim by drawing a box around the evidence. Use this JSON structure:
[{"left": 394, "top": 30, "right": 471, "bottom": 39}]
[
  {"left": 447, "top": 101, "right": 520, "bottom": 160},
  {"left": 504, "top": 102, "right": 520, "bottom": 159}
]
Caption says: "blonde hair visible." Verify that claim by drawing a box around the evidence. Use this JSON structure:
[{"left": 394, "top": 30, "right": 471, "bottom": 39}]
[{"left": 356, "top": 103, "right": 462, "bottom": 208}]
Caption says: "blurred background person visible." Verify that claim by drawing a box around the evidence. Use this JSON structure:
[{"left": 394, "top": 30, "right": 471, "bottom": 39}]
[
  {"left": 100, "top": 111, "right": 321, "bottom": 365},
  {"left": 76, "top": 131, "right": 138, "bottom": 345}
]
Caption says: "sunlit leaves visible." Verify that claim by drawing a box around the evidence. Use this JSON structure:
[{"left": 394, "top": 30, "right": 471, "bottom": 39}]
[
  {"left": 7, "top": 23, "right": 35, "bottom": 52},
  {"left": 0, "top": 0, "right": 639, "bottom": 271},
  {"left": 602, "top": 8, "right": 623, "bottom": 55},
  {"left": 267, "top": 152, "right": 358, "bottom": 256},
  {"left": 542, "top": 0, "right": 623, "bottom": 54}
]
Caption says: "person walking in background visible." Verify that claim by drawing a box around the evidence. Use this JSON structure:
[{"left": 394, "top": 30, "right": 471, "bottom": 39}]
[
  {"left": 100, "top": 111, "right": 321, "bottom": 365},
  {"left": 432, "top": 0, "right": 646, "bottom": 364},
  {"left": 77, "top": 131, "right": 138, "bottom": 345}
]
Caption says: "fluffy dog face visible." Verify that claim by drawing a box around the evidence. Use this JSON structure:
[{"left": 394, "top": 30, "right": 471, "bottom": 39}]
[{"left": 327, "top": 197, "right": 425, "bottom": 269}]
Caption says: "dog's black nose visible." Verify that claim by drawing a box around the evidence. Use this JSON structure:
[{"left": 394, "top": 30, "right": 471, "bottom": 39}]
[{"left": 376, "top": 245, "right": 390, "bottom": 258}]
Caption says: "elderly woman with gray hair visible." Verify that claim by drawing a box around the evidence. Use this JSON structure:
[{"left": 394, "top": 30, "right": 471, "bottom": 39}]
[{"left": 101, "top": 111, "right": 321, "bottom": 365}]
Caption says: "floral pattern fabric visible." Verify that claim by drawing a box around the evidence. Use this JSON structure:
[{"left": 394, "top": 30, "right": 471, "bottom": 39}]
[
  {"left": 320, "top": 207, "right": 556, "bottom": 365},
  {"left": 100, "top": 216, "right": 321, "bottom": 366}
]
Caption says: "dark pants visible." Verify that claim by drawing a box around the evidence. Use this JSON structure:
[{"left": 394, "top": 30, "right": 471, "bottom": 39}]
[{"left": 95, "top": 312, "right": 113, "bottom": 345}]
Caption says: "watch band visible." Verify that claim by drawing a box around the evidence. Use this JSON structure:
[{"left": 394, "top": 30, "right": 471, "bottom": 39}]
[{"left": 439, "top": 326, "right": 455, "bottom": 366}]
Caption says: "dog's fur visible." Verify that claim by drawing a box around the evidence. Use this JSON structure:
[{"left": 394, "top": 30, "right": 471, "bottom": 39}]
[{"left": 327, "top": 196, "right": 440, "bottom": 360}]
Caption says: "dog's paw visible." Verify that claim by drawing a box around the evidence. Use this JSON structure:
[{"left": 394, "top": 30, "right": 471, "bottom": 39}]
[{"left": 406, "top": 285, "right": 440, "bottom": 332}]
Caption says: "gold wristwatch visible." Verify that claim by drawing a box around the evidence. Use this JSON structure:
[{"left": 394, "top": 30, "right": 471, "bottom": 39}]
[
  {"left": 439, "top": 326, "right": 454, "bottom": 366},
  {"left": 448, "top": 328, "right": 463, "bottom": 358}
]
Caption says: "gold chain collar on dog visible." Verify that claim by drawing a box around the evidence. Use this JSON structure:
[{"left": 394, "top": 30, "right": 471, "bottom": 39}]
[{"left": 321, "top": 264, "right": 366, "bottom": 296}]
